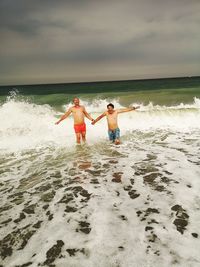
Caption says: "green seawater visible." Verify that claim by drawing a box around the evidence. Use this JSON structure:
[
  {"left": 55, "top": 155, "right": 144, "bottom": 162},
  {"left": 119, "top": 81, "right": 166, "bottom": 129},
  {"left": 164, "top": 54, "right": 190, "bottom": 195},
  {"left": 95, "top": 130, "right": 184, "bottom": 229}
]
[{"left": 0, "top": 77, "right": 200, "bottom": 109}]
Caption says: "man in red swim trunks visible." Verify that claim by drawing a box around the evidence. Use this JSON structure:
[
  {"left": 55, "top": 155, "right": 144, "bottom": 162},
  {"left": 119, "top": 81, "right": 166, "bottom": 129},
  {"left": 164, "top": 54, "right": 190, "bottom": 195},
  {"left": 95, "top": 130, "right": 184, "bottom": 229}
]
[{"left": 55, "top": 97, "right": 94, "bottom": 144}]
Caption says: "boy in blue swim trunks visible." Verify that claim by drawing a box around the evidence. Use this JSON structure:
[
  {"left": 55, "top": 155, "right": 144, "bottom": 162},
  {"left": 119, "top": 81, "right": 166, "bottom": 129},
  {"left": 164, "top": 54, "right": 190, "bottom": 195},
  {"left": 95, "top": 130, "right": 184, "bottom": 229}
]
[{"left": 92, "top": 103, "right": 139, "bottom": 145}]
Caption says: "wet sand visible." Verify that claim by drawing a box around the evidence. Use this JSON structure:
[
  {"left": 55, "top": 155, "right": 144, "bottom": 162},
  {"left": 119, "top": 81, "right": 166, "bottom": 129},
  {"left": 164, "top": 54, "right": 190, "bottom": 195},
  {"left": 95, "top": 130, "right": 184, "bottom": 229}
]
[{"left": 0, "top": 130, "right": 200, "bottom": 267}]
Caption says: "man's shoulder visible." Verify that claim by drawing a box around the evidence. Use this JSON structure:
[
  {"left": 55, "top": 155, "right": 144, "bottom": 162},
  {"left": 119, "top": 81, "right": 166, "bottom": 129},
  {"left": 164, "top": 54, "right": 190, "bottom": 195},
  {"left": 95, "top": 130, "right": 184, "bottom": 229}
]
[
  {"left": 80, "top": 105, "right": 85, "bottom": 110},
  {"left": 71, "top": 105, "right": 84, "bottom": 110}
]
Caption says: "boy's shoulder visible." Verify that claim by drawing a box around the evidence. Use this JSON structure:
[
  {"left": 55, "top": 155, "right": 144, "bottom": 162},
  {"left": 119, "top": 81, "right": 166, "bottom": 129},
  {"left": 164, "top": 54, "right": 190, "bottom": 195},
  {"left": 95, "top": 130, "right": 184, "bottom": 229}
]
[{"left": 105, "top": 110, "right": 117, "bottom": 116}]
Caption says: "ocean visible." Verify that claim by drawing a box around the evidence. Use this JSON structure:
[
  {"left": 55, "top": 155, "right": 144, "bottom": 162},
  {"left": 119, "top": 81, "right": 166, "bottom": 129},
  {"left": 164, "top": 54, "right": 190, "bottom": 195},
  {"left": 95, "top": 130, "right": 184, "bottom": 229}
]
[{"left": 0, "top": 77, "right": 200, "bottom": 267}]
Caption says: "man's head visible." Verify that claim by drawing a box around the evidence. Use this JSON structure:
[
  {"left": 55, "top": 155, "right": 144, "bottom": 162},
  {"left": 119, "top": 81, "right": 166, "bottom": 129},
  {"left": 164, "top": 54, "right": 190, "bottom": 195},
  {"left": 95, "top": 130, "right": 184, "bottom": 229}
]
[
  {"left": 73, "top": 97, "right": 80, "bottom": 106},
  {"left": 107, "top": 103, "right": 114, "bottom": 113}
]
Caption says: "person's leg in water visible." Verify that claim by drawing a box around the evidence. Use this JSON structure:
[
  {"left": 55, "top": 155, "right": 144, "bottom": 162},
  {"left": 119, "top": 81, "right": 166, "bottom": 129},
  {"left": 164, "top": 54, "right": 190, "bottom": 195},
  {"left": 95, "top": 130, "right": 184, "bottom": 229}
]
[
  {"left": 81, "top": 131, "right": 86, "bottom": 143},
  {"left": 76, "top": 132, "right": 81, "bottom": 144},
  {"left": 108, "top": 130, "right": 115, "bottom": 143},
  {"left": 115, "top": 138, "right": 120, "bottom": 145},
  {"left": 80, "top": 123, "right": 86, "bottom": 143},
  {"left": 114, "top": 128, "right": 120, "bottom": 145}
]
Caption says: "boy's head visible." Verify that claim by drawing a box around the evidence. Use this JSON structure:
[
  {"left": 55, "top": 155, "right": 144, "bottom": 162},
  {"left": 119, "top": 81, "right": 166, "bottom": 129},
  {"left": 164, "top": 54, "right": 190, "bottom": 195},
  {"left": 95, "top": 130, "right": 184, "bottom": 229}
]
[{"left": 107, "top": 103, "right": 114, "bottom": 111}]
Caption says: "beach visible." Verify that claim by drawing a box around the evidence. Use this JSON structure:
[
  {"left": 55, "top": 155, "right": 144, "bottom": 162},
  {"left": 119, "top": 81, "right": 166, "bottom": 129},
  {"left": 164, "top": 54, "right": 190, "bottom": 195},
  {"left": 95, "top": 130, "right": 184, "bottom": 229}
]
[{"left": 0, "top": 77, "right": 200, "bottom": 267}]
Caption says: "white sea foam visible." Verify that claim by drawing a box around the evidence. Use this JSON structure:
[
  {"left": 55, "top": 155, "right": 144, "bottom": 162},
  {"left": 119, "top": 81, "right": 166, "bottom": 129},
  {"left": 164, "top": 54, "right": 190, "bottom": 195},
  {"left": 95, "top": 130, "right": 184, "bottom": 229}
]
[
  {"left": 63, "top": 98, "right": 124, "bottom": 113},
  {"left": 0, "top": 95, "right": 200, "bottom": 266},
  {"left": 1, "top": 129, "right": 200, "bottom": 267},
  {"left": 64, "top": 97, "right": 200, "bottom": 112},
  {"left": 0, "top": 97, "right": 200, "bottom": 153}
]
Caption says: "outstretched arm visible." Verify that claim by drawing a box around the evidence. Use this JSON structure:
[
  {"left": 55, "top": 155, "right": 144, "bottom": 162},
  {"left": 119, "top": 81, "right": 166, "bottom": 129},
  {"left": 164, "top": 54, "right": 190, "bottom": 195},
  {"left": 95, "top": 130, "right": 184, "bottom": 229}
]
[
  {"left": 55, "top": 108, "right": 72, "bottom": 125},
  {"left": 117, "top": 106, "right": 140, "bottom": 114},
  {"left": 83, "top": 106, "right": 94, "bottom": 121},
  {"left": 92, "top": 112, "right": 106, "bottom": 125}
]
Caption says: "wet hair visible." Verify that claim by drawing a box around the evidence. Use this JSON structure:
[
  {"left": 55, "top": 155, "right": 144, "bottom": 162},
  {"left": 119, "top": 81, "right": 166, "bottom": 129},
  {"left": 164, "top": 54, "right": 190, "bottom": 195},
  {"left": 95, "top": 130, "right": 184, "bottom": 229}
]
[{"left": 107, "top": 103, "right": 114, "bottom": 109}]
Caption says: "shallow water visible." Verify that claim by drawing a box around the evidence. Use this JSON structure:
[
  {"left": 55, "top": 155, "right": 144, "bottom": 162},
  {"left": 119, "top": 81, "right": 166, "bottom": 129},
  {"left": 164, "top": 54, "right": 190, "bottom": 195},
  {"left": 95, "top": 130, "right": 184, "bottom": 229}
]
[
  {"left": 0, "top": 90, "right": 200, "bottom": 266},
  {"left": 1, "top": 130, "right": 200, "bottom": 266}
]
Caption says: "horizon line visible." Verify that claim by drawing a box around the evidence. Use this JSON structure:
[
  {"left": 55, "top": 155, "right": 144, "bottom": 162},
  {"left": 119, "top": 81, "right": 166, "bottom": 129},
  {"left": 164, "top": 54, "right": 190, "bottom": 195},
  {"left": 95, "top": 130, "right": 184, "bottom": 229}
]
[{"left": 0, "top": 75, "right": 199, "bottom": 87}]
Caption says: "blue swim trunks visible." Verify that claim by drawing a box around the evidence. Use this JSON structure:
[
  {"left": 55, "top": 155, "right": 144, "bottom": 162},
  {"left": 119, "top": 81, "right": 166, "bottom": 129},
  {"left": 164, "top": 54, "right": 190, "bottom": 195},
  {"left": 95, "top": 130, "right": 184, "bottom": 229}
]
[{"left": 108, "top": 128, "right": 120, "bottom": 142}]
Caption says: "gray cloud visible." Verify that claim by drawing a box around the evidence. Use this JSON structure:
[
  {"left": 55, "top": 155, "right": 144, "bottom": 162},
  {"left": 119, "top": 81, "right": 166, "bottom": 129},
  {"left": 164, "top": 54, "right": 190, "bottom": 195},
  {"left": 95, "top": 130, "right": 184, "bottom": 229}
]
[{"left": 0, "top": 0, "right": 200, "bottom": 85}]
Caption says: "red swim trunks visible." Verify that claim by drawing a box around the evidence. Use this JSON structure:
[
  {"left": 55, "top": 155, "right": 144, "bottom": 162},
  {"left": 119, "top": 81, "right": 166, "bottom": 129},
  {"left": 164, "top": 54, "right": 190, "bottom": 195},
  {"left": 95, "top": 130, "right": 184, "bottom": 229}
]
[{"left": 74, "top": 123, "right": 86, "bottom": 133}]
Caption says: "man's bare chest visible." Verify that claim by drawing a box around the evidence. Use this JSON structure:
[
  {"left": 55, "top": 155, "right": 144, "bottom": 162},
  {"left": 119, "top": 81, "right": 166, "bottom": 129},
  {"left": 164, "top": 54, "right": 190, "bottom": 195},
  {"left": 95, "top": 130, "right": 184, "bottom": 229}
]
[{"left": 72, "top": 108, "right": 84, "bottom": 115}]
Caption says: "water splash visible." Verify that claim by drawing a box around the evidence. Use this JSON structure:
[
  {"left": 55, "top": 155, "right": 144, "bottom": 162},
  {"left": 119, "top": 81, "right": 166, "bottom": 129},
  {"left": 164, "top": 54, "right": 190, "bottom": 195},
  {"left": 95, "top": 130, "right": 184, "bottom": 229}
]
[{"left": 0, "top": 96, "right": 200, "bottom": 153}]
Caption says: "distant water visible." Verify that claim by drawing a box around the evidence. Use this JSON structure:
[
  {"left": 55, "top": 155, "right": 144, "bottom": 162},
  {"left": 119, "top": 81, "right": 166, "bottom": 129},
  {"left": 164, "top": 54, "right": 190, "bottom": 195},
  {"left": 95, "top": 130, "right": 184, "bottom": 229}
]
[
  {"left": 0, "top": 77, "right": 200, "bottom": 266},
  {"left": 0, "top": 76, "right": 200, "bottom": 107}
]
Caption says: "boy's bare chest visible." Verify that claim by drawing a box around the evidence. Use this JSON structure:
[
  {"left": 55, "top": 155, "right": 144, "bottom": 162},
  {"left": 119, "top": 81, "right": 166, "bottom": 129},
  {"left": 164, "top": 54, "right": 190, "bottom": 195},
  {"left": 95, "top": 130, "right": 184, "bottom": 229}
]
[{"left": 107, "top": 112, "right": 118, "bottom": 120}]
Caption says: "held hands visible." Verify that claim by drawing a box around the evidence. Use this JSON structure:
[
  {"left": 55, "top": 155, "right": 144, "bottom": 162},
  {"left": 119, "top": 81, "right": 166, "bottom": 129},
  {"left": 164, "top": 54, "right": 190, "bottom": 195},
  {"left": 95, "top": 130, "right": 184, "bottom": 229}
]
[{"left": 91, "top": 119, "right": 96, "bottom": 125}]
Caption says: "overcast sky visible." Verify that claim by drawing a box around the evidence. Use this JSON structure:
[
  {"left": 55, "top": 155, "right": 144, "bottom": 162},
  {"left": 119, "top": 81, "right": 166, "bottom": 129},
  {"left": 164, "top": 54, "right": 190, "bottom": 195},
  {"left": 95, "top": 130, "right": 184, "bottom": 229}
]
[{"left": 0, "top": 0, "right": 200, "bottom": 85}]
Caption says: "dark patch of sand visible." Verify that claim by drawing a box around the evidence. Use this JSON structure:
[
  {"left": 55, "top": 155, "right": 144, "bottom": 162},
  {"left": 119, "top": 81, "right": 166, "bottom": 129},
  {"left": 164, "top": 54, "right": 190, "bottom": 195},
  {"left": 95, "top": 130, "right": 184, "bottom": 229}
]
[
  {"left": 23, "top": 204, "right": 37, "bottom": 215},
  {"left": 191, "top": 233, "right": 198, "bottom": 238},
  {"left": 0, "top": 225, "right": 37, "bottom": 259},
  {"left": 128, "top": 190, "right": 140, "bottom": 199},
  {"left": 119, "top": 215, "right": 128, "bottom": 221},
  {"left": 136, "top": 208, "right": 159, "bottom": 222},
  {"left": 66, "top": 248, "right": 86, "bottom": 257},
  {"left": 171, "top": 205, "right": 189, "bottom": 234},
  {"left": 77, "top": 221, "right": 91, "bottom": 234},
  {"left": 40, "top": 190, "right": 55, "bottom": 202},
  {"left": 14, "top": 212, "right": 26, "bottom": 223},
  {"left": 90, "top": 178, "right": 99, "bottom": 184},
  {"left": 43, "top": 240, "right": 64, "bottom": 265}
]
